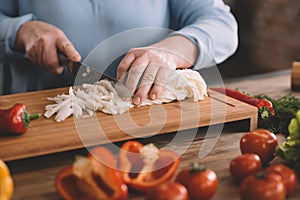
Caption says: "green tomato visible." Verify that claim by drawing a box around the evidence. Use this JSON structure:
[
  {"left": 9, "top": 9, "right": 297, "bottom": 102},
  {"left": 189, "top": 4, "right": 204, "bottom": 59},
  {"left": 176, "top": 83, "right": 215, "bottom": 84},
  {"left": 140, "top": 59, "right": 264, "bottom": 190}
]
[{"left": 288, "top": 118, "right": 300, "bottom": 139}]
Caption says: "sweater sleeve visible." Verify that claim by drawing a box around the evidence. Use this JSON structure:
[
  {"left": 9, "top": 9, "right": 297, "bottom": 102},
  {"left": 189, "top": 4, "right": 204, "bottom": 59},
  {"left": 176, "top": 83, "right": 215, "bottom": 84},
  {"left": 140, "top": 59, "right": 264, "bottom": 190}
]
[
  {"left": 168, "top": 0, "right": 238, "bottom": 69},
  {"left": 0, "top": 1, "right": 35, "bottom": 61}
]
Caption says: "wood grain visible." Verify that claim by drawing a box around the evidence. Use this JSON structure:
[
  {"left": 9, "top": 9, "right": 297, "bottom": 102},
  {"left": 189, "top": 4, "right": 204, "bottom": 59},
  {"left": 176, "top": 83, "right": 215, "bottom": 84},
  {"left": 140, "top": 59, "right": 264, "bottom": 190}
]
[
  {"left": 8, "top": 131, "right": 300, "bottom": 200},
  {"left": 0, "top": 88, "right": 257, "bottom": 161},
  {"left": 5, "top": 71, "right": 300, "bottom": 200}
]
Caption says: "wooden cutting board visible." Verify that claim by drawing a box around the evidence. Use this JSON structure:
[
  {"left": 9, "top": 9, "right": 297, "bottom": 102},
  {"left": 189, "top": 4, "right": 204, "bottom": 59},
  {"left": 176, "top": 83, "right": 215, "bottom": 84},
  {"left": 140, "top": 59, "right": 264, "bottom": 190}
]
[{"left": 0, "top": 88, "right": 257, "bottom": 161}]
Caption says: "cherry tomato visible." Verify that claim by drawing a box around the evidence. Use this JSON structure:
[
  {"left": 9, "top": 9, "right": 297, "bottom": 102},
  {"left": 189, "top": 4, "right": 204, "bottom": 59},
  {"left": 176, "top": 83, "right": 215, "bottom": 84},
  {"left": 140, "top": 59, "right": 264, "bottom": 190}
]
[
  {"left": 175, "top": 163, "right": 218, "bottom": 200},
  {"left": 240, "top": 129, "right": 278, "bottom": 164},
  {"left": 265, "top": 164, "right": 298, "bottom": 196},
  {"left": 146, "top": 182, "right": 188, "bottom": 200},
  {"left": 229, "top": 153, "right": 262, "bottom": 183},
  {"left": 240, "top": 172, "right": 286, "bottom": 200}
]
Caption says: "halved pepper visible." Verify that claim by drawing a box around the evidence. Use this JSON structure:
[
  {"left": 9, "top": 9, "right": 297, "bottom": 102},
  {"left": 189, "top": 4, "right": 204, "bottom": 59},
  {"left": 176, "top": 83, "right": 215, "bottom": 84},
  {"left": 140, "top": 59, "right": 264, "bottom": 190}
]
[
  {"left": 117, "top": 141, "right": 180, "bottom": 193},
  {"left": 55, "top": 146, "right": 128, "bottom": 200}
]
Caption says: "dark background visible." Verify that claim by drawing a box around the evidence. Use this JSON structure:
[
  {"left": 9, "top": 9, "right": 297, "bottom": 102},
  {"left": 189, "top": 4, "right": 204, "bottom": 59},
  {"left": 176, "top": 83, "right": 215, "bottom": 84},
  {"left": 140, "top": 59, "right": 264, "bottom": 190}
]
[{"left": 219, "top": 0, "right": 300, "bottom": 78}]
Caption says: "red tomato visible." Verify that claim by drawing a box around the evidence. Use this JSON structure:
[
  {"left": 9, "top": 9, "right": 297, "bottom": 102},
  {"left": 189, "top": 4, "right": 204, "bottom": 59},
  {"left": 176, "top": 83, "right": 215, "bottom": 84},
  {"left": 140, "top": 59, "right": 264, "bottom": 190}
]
[
  {"left": 146, "top": 182, "right": 188, "bottom": 200},
  {"left": 176, "top": 164, "right": 218, "bottom": 200},
  {"left": 240, "top": 129, "right": 278, "bottom": 164},
  {"left": 230, "top": 153, "right": 262, "bottom": 183},
  {"left": 240, "top": 172, "right": 286, "bottom": 200},
  {"left": 265, "top": 164, "right": 298, "bottom": 196}
]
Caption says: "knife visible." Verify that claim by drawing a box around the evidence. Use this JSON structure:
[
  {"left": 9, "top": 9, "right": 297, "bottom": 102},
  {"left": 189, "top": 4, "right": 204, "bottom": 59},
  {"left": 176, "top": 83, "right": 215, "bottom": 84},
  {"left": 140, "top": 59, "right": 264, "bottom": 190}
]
[{"left": 58, "top": 53, "right": 132, "bottom": 98}]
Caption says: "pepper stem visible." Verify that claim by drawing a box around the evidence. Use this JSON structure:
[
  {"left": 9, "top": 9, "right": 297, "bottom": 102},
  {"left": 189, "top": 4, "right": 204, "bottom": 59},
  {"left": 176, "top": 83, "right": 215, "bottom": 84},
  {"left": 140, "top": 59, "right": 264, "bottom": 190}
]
[
  {"left": 22, "top": 110, "right": 41, "bottom": 128},
  {"left": 258, "top": 106, "right": 272, "bottom": 120}
]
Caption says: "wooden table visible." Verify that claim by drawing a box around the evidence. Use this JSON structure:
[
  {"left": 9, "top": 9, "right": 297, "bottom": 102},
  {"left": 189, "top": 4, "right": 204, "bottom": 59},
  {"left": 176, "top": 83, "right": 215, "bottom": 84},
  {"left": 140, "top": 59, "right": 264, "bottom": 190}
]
[{"left": 4, "top": 69, "right": 300, "bottom": 200}]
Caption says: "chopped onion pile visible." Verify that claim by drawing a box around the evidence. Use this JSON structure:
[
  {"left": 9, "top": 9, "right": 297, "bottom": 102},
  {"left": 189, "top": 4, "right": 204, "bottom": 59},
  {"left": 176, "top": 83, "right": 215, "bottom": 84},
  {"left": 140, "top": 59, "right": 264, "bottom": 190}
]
[{"left": 44, "top": 69, "right": 207, "bottom": 122}]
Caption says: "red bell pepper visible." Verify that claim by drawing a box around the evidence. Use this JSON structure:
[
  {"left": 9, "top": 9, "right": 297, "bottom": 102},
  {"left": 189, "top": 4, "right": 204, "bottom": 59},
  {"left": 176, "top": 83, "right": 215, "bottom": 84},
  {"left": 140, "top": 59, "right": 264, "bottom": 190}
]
[
  {"left": 211, "top": 88, "right": 275, "bottom": 120},
  {"left": 118, "top": 141, "right": 180, "bottom": 193},
  {"left": 55, "top": 146, "right": 128, "bottom": 200},
  {"left": 0, "top": 103, "right": 40, "bottom": 135}
]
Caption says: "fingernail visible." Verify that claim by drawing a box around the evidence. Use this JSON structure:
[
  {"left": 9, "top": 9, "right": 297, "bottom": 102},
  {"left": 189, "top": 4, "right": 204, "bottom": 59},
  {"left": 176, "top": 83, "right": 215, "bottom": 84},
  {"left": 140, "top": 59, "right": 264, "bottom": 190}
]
[
  {"left": 134, "top": 96, "right": 141, "bottom": 105},
  {"left": 73, "top": 53, "right": 81, "bottom": 62},
  {"left": 56, "top": 66, "right": 64, "bottom": 74},
  {"left": 150, "top": 93, "right": 156, "bottom": 100}
]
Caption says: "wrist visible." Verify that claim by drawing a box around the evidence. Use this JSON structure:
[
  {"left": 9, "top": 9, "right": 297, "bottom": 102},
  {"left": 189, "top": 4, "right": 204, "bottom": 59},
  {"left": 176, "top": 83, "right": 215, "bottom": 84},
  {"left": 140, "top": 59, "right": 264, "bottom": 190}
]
[
  {"left": 14, "top": 22, "right": 29, "bottom": 52},
  {"left": 152, "top": 35, "right": 198, "bottom": 68}
]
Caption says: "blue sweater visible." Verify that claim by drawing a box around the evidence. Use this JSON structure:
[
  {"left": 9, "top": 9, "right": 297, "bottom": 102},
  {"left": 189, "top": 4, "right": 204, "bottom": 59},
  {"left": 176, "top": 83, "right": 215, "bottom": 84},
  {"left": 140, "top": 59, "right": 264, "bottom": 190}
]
[{"left": 0, "top": 0, "right": 238, "bottom": 94}]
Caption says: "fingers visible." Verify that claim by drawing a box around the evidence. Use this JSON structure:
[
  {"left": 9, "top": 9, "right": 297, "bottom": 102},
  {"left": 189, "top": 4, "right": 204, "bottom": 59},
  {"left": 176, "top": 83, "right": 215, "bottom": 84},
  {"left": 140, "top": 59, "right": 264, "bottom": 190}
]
[
  {"left": 132, "top": 63, "right": 159, "bottom": 105},
  {"left": 43, "top": 45, "right": 63, "bottom": 74},
  {"left": 133, "top": 64, "right": 172, "bottom": 106},
  {"left": 149, "top": 67, "right": 172, "bottom": 98},
  {"left": 21, "top": 21, "right": 81, "bottom": 75},
  {"left": 118, "top": 47, "right": 178, "bottom": 106},
  {"left": 40, "top": 33, "right": 80, "bottom": 75},
  {"left": 117, "top": 51, "right": 136, "bottom": 80},
  {"left": 56, "top": 35, "right": 81, "bottom": 63},
  {"left": 125, "top": 54, "right": 149, "bottom": 93},
  {"left": 56, "top": 34, "right": 81, "bottom": 74}
]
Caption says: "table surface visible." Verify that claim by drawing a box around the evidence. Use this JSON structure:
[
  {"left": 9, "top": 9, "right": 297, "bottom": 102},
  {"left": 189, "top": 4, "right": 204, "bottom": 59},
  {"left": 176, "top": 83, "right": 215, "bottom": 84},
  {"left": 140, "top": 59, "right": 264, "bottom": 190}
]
[{"left": 5, "top": 69, "right": 300, "bottom": 200}]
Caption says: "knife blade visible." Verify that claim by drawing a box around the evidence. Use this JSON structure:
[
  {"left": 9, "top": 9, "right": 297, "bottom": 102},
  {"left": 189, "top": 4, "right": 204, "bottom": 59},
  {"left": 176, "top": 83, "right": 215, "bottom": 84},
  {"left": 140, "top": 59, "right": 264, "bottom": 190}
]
[{"left": 58, "top": 53, "right": 132, "bottom": 98}]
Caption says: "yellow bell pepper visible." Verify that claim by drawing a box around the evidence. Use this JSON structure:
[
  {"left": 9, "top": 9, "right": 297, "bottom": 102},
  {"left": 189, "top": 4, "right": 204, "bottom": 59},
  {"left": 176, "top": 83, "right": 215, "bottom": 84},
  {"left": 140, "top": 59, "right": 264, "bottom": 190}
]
[{"left": 0, "top": 159, "right": 14, "bottom": 200}]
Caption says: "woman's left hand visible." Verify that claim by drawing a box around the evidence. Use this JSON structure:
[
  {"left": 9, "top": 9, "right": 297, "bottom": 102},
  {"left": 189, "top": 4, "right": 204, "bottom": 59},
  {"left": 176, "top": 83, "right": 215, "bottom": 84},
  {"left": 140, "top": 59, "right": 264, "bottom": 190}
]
[{"left": 117, "top": 36, "right": 198, "bottom": 106}]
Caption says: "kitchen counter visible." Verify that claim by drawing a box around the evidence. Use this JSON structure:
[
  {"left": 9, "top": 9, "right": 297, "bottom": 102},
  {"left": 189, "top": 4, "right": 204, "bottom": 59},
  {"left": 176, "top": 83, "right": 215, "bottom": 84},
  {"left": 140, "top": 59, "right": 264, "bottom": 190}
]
[{"left": 3, "top": 69, "right": 300, "bottom": 199}]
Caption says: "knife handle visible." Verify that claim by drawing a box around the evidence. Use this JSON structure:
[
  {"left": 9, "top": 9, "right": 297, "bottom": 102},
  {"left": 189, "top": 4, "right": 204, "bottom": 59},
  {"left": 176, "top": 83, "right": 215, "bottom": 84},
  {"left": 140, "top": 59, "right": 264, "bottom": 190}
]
[{"left": 58, "top": 52, "right": 70, "bottom": 66}]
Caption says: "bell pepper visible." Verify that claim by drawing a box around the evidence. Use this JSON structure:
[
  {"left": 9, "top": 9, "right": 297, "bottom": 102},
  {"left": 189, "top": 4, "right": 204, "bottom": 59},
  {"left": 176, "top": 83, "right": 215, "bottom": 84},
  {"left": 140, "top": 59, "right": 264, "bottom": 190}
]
[
  {"left": 211, "top": 88, "right": 275, "bottom": 122},
  {"left": 0, "top": 159, "right": 14, "bottom": 200},
  {"left": 0, "top": 103, "right": 41, "bottom": 135},
  {"left": 118, "top": 141, "right": 180, "bottom": 193},
  {"left": 55, "top": 146, "right": 128, "bottom": 200}
]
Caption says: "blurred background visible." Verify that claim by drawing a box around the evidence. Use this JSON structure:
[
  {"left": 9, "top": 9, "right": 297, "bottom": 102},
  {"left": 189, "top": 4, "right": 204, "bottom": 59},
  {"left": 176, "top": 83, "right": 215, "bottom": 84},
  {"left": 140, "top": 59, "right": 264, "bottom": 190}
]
[
  {"left": 219, "top": 0, "right": 300, "bottom": 78},
  {"left": 0, "top": 64, "right": 2, "bottom": 93},
  {"left": 1, "top": 0, "right": 299, "bottom": 93}
]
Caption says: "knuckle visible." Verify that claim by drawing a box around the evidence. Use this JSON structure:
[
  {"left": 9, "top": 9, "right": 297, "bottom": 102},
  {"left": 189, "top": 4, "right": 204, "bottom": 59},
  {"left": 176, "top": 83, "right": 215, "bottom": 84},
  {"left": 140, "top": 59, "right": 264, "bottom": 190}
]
[
  {"left": 60, "top": 41, "right": 72, "bottom": 50},
  {"left": 47, "top": 60, "right": 59, "bottom": 68},
  {"left": 130, "top": 65, "right": 146, "bottom": 75},
  {"left": 154, "top": 79, "right": 166, "bottom": 87},
  {"left": 35, "top": 37, "right": 47, "bottom": 46},
  {"left": 136, "top": 85, "right": 149, "bottom": 97},
  {"left": 117, "top": 66, "right": 126, "bottom": 75},
  {"left": 128, "top": 47, "right": 140, "bottom": 53},
  {"left": 142, "top": 73, "right": 155, "bottom": 83},
  {"left": 55, "top": 28, "right": 64, "bottom": 36}
]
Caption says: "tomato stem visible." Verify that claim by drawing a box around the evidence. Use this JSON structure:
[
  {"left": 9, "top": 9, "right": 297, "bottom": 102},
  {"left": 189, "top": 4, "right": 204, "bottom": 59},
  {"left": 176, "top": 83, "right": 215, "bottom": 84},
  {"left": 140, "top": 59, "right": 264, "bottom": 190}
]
[
  {"left": 190, "top": 162, "right": 206, "bottom": 174},
  {"left": 255, "top": 172, "right": 267, "bottom": 179}
]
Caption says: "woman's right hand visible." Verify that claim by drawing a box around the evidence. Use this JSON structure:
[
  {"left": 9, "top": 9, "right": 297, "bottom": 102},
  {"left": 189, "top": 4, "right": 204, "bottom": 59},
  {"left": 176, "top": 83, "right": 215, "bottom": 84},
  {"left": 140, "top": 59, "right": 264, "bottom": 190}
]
[{"left": 14, "top": 21, "right": 81, "bottom": 74}]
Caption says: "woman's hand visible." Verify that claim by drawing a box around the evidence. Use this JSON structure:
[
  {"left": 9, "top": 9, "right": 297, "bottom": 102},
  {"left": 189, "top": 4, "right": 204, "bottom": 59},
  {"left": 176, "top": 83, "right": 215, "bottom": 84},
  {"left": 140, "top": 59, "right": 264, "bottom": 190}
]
[
  {"left": 14, "top": 21, "right": 81, "bottom": 74},
  {"left": 117, "top": 35, "right": 198, "bottom": 106}
]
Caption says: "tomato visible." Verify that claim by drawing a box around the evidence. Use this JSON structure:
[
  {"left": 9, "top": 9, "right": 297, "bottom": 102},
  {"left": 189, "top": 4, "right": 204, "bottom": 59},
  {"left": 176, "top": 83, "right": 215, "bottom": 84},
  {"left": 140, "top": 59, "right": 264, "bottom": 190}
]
[
  {"left": 265, "top": 164, "right": 298, "bottom": 196},
  {"left": 240, "top": 172, "right": 285, "bottom": 200},
  {"left": 229, "top": 153, "right": 262, "bottom": 183},
  {"left": 176, "top": 163, "right": 218, "bottom": 200},
  {"left": 240, "top": 129, "right": 278, "bottom": 164},
  {"left": 146, "top": 182, "right": 188, "bottom": 200}
]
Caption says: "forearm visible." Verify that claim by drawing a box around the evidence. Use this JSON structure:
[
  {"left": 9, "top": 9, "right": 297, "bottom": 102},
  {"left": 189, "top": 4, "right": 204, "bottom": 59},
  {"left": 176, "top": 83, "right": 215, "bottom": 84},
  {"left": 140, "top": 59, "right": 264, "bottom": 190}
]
[{"left": 169, "top": 0, "right": 238, "bottom": 69}]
